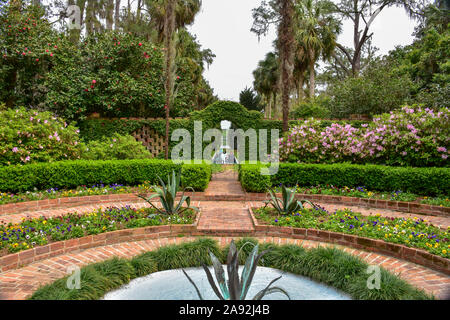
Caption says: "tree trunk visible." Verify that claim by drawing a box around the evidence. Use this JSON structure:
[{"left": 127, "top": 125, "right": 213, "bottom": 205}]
[
  {"left": 136, "top": 0, "right": 142, "bottom": 22},
  {"left": 278, "top": 0, "right": 295, "bottom": 132},
  {"left": 106, "top": 0, "right": 114, "bottom": 30},
  {"left": 309, "top": 58, "right": 315, "bottom": 98},
  {"left": 164, "top": 0, "right": 176, "bottom": 160},
  {"left": 297, "top": 73, "right": 304, "bottom": 103},
  {"left": 114, "top": 0, "right": 121, "bottom": 30}
]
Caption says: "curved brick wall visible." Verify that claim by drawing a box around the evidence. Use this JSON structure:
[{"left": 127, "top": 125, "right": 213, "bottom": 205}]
[{"left": 1, "top": 193, "right": 448, "bottom": 216}]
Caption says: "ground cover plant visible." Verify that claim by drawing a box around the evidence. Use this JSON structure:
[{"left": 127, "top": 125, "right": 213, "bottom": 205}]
[
  {"left": 253, "top": 207, "right": 450, "bottom": 259},
  {"left": 0, "top": 206, "right": 196, "bottom": 255},
  {"left": 29, "top": 238, "right": 432, "bottom": 300}
]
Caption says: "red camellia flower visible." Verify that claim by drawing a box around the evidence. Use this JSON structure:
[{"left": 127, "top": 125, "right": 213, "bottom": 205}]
[
  {"left": 138, "top": 43, "right": 142, "bottom": 46},
  {"left": 92, "top": 80, "right": 96, "bottom": 84},
  {"left": 176, "top": 76, "right": 180, "bottom": 80},
  {"left": 35, "top": 58, "right": 39, "bottom": 62}
]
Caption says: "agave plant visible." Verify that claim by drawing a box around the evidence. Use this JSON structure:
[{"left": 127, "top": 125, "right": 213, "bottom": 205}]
[
  {"left": 182, "top": 240, "right": 290, "bottom": 300},
  {"left": 264, "top": 184, "right": 317, "bottom": 215},
  {"left": 138, "top": 169, "right": 198, "bottom": 215}
]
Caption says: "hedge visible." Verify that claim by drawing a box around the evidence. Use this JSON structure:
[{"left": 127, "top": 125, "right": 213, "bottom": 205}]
[
  {"left": 239, "top": 163, "right": 450, "bottom": 196},
  {"left": 0, "top": 160, "right": 212, "bottom": 193}
]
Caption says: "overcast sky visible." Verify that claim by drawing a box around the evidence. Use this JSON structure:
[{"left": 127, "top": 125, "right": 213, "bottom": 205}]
[{"left": 188, "top": 0, "right": 418, "bottom": 101}]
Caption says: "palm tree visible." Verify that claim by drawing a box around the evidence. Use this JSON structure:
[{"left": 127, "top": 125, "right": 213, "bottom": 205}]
[
  {"left": 145, "top": 0, "right": 201, "bottom": 159},
  {"left": 253, "top": 51, "right": 279, "bottom": 118},
  {"left": 277, "top": 0, "right": 295, "bottom": 131},
  {"left": 146, "top": 0, "right": 202, "bottom": 43},
  {"left": 295, "top": 0, "right": 338, "bottom": 98}
]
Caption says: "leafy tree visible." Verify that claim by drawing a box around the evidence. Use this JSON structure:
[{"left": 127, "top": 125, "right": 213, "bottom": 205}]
[
  {"left": 0, "top": 1, "right": 61, "bottom": 108},
  {"left": 43, "top": 32, "right": 166, "bottom": 121},
  {"left": 239, "top": 86, "right": 262, "bottom": 112},
  {"left": 330, "top": 0, "right": 426, "bottom": 77},
  {"left": 327, "top": 56, "right": 413, "bottom": 117}
]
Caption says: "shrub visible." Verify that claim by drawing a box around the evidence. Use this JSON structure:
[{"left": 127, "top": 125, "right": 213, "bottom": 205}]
[
  {"left": 0, "top": 160, "right": 211, "bottom": 192},
  {"left": 181, "top": 163, "right": 212, "bottom": 191},
  {"left": 290, "top": 96, "right": 331, "bottom": 119},
  {"left": 80, "top": 133, "right": 151, "bottom": 160},
  {"left": 0, "top": 107, "right": 81, "bottom": 166},
  {"left": 239, "top": 163, "right": 450, "bottom": 196},
  {"left": 238, "top": 164, "right": 271, "bottom": 193},
  {"left": 327, "top": 57, "right": 413, "bottom": 118},
  {"left": 279, "top": 106, "right": 450, "bottom": 167}
]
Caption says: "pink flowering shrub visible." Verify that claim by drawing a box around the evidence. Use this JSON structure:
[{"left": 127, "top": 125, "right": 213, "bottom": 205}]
[
  {"left": 279, "top": 106, "right": 449, "bottom": 167},
  {"left": 0, "top": 107, "right": 81, "bottom": 165},
  {"left": 367, "top": 106, "right": 450, "bottom": 166}
]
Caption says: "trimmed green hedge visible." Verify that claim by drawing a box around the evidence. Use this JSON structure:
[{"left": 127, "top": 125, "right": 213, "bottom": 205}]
[
  {"left": 0, "top": 160, "right": 212, "bottom": 193},
  {"left": 239, "top": 163, "right": 450, "bottom": 196}
]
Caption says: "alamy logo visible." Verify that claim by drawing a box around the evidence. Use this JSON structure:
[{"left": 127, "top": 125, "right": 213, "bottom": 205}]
[
  {"left": 366, "top": 265, "right": 381, "bottom": 290},
  {"left": 66, "top": 265, "right": 81, "bottom": 290},
  {"left": 66, "top": 5, "right": 81, "bottom": 30}
]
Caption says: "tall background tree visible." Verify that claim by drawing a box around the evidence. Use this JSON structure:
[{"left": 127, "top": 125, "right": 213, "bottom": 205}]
[
  {"left": 331, "top": 0, "right": 426, "bottom": 77},
  {"left": 295, "top": 0, "right": 339, "bottom": 98},
  {"left": 253, "top": 51, "right": 279, "bottom": 118}
]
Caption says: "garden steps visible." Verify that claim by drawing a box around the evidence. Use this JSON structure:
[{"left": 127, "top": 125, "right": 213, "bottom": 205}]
[
  {"left": 0, "top": 236, "right": 448, "bottom": 300},
  {"left": 198, "top": 171, "right": 254, "bottom": 232},
  {"left": 204, "top": 169, "right": 245, "bottom": 198}
]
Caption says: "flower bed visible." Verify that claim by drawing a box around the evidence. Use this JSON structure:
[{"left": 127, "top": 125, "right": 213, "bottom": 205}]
[
  {"left": 0, "top": 183, "right": 155, "bottom": 205},
  {"left": 272, "top": 185, "right": 450, "bottom": 208},
  {"left": 0, "top": 206, "right": 196, "bottom": 255},
  {"left": 253, "top": 207, "right": 449, "bottom": 259}
]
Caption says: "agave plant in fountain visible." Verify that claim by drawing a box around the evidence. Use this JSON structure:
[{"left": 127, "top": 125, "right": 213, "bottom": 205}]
[
  {"left": 182, "top": 240, "right": 290, "bottom": 300},
  {"left": 138, "top": 169, "right": 198, "bottom": 215},
  {"left": 264, "top": 184, "right": 318, "bottom": 215}
]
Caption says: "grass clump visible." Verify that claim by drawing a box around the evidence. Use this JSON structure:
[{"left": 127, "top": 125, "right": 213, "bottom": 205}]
[{"left": 29, "top": 237, "right": 433, "bottom": 300}]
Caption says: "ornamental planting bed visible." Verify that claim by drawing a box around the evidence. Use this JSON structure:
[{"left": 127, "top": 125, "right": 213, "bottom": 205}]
[
  {"left": 249, "top": 207, "right": 450, "bottom": 275},
  {"left": 0, "top": 206, "right": 200, "bottom": 271}
]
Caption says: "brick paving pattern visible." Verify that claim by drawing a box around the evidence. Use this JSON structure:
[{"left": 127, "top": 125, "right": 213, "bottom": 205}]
[
  {"left": 0, "top": 168, "right": 449, "bottom": 300},
  {"left": 0, "top": 236, "right": 449, "bottom": 300}
]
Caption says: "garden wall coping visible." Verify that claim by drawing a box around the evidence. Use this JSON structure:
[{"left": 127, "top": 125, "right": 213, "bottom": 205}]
[{"left": 1, "top": 192, "right": 448, "bottom": 217}]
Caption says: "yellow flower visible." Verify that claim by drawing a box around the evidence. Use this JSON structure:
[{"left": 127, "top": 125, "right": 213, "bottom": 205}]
[
  {"left": 443, "top": 250, "right": 447, "bottom": 254},
  {"left": 102, "top": 226, "right": 106, "bottom": 231},
  {"left": 42, "top": 220, "right": 47, "bottom": 225}
]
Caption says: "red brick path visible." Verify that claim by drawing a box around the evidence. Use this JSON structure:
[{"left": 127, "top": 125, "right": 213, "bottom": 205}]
[
  {"left": 0, "top": 236, "right": 449, "bottom": 300},
  {"left": 0, "top": 168, "right": 449, "bottom": 300}
]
